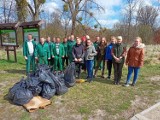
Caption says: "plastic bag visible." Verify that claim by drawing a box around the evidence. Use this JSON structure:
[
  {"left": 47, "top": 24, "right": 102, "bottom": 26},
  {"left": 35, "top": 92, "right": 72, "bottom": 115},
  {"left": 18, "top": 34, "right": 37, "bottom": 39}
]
[
  {"left": 12, "top": 87, "right": 33, "bottom": 105},
  {"left": 41, "top": 83, "right": 56, "bottom": 99},
  {"left": 8, "top": 78, "right": 34, "bottom": 105},
  {"left": 38, "top": 69, "right": 55, "bottom": 87},
  {"left": 48, "top": 72, "right": 68, "bottom": 95},
  {"left": 8, "top": 78, "right": 26, "bottom": 100},
  {"left": 25, "top": 77, "right": 42, "bottom": 96},
  {"left": 64, "top": 62, "right": 76, "bottom": 87}
]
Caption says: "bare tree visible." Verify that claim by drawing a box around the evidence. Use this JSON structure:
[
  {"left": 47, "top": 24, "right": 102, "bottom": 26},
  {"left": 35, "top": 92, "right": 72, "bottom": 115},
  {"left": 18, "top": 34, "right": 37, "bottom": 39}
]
[
  {"left": 15, "top": 0, "right": 45, "bottom": 21},
  {"left": 62, "top": 0, "right": 104, "bottom": 34},
  {"left": 137, "top": 5, "right": 159, "bottom": 29},
  {"left": 123, "top": 0, "right": 138, "bottom": 41},
  {"left": 0, "top": 0, "right": 16, "bottom": 23}
]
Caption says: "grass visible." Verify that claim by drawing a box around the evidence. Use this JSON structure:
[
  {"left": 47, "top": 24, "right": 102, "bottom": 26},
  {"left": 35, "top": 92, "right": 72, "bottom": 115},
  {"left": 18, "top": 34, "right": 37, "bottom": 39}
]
[{"left": 0, "top": 46, "right": 160, "bottom": 120}]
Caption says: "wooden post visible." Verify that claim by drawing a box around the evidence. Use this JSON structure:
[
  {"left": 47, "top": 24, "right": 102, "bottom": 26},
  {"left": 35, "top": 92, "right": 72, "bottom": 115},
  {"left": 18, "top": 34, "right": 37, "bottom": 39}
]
[
  {"left": 6, "top": 46, "right": 10, "bottom": 61},
  {"left": 14, "top": 46, "right": 17, "bottom": 62}
]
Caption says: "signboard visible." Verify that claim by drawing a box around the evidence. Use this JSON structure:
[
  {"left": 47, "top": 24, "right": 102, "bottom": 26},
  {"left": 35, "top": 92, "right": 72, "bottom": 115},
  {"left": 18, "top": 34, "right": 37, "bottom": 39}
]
[
  {"left": 0, "top": 29, "right": 17, "bottom": 46},
  {"left": 23, "top": 28, "right": 39, "bottom": 42}
]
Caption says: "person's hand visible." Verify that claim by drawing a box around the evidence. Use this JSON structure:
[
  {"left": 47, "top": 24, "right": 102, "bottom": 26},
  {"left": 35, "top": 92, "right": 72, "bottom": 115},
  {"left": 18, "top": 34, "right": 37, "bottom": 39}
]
[
  {"left": 114, "top": 57, "right": 119, "bottom": 61},
  {"left": 62, "top": 56, "right": 64, "bottom": 58},
  {"left": 125, "top": 62, "right": 128, "bottom": 66},
  {"left": 48, "top": 58, "right": 50, "bottom": 60},
  {"left": 115, "top": 58, "right": 121, "bottom": 63},
  {"left": 78, "top": 58, "right": 82, "bottom": 61},
  {"left": 75, "top": 58, "right": 78, "bottom": 61},
  {"left": 105, "top": 60, "right": 108, "bottom": 62},
  {"left": 24, "top": 56, "right": 28, "bottom": 60},
  {"left": 35, "top": 57, "right": 38, "bottom": 62},
  {"left": 52, "top": 56, "right": 54, "bottom": 58}
]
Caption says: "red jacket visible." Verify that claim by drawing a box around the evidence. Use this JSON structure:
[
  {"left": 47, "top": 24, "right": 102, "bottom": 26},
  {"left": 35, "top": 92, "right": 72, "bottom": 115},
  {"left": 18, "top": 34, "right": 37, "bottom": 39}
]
[{"left": 126, "top": 43, "right": 145, "bottom": 67}]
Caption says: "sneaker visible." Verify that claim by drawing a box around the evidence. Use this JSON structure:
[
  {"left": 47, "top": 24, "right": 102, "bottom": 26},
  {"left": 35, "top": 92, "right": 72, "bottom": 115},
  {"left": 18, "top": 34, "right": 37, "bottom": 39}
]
[
  {"left": 107, "top": 76, "right": 110, "bottom": 80},
  {"left": 124, "top": 84, "right": 129, "bottom": 87}
]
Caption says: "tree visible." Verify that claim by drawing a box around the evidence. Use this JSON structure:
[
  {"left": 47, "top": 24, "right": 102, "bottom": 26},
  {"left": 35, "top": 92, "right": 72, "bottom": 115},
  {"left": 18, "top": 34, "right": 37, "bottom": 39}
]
[
  {"left": 15, "top": 0, "right": 46, "bottom": 21},
  {"left": 15, "top": 0, "right": 28, "bottom": 22},
  {"left": 0, "top": 0, "right": 16, "bottom": 23},
  {"left": 62, "top": 0, "right": 104, "bottom": 34},
  {"left": 122, "top": 0, "right": 138, "bottom": 41},
  {"left": 137, "top": 5, "right": 159, "bottom": 29}
]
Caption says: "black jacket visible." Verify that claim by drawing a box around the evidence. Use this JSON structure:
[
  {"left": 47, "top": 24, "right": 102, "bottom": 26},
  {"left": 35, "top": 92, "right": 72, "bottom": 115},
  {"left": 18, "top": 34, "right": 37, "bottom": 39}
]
[{"left": 72, "top": 44, "right": 85, "bottom": 62}]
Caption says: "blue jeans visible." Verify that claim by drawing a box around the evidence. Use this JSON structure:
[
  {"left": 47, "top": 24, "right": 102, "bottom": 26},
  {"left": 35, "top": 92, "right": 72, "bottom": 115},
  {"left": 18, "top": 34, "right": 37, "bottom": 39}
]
[
  {"left": 126, "top": 66, "right": 140, "bottom": 85},
  {"left": 86, "top": 60, "right": 94, "bottom": 80}
]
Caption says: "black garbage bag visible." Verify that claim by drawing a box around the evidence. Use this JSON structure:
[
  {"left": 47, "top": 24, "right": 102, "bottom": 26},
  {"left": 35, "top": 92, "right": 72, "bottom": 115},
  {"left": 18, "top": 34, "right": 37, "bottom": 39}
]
[
  {"left": 64, "top": 62, "right": 76, "bottom": 87},
  {"left": 8, "top": 78, "right": 26, "bottom": 100},
  {"left": 38, "top": 69, "right": 55, "bottom": 87},
  {"left": 25, "top": 77, "right": 42, "bottom": 96},
  {"left": 8, "top": 78, "right": 33, "bottom": 105},
  {"left": 48, "top": 72, "right": 68, "bottom": 95},
  {"left": 12, "top": 87, "right": 33, "bottom": 105},
  {"left": 41, "top": 83, "right": 56, "bottom": 99}
]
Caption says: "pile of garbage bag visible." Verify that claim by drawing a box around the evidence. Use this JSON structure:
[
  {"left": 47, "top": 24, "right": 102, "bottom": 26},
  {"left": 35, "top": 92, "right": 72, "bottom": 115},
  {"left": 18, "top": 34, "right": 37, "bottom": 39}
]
[{"left": 8, "top": 63, "right": 76, "bottom": 105}]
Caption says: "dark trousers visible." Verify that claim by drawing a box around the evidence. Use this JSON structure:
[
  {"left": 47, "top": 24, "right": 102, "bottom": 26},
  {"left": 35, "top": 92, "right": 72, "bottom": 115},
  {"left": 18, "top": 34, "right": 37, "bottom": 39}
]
[
  {"left": 63, "top": 56, "right": 68, "bottom": 68},
  {"left": 95, "top": 55, "right": 105, "bottom": 76},
  {"left": 107, "top": 60, "right": 113, "bottom": 78},
  {"left": 113, "top": 62, "right": 124, "bottom": 83},
  {"left": 75, "top": 62, "right": 83, "bottom": 78}
]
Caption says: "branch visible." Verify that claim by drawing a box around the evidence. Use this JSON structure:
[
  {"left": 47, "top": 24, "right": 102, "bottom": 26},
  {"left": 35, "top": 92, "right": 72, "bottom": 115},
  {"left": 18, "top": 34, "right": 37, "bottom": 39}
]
[{"left": 27, "top": 1, "right": 35, "bottom": 15}]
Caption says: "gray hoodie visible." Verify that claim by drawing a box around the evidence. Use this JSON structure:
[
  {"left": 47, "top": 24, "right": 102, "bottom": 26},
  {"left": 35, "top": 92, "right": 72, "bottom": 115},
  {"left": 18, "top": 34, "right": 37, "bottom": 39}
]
[{"left": 85, "top": 44, "right": 97, "bottom": 60}]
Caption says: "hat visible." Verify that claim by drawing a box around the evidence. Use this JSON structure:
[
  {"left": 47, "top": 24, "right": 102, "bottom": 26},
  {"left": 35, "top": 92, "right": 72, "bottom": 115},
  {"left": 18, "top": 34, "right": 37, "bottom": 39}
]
[
  {"left": 86, "top": 35, "right": 90, "bottom": 40},
  {"left": 117, "top": 36, "right": 122, "bottom": 40}
]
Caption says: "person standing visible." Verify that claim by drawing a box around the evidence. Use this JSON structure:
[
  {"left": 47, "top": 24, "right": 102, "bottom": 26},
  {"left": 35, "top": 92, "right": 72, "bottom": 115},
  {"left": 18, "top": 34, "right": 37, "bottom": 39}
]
[
  {"left": 46, "top": 36, "right": 54, "bottom": 66},
  {"left": 111, "top": 36, "right": 126, "bottom": 85},
  {"left": 62, "top": 37, "right": 68, "bottom": 67},
  {"left": 124, "top": 37, "right": 145, "bottom": 87},
  {"left": 52, "top": 37, "right": 65, "bottom": 72},
  {"left": 52, "top": 37, "right": 56, "bottom": 44},
  {"left": 94, "top": 37, "right": 107, "bottom": 78},
  {"left": 105, "top": 36, "right": 117, "bottom": 79},
  {"left": 93, "top": 36, "right": 100, "bottom": 68},
  {"left": 72, "top": 37, "right": 85, "bottom": 78},
  {"left": 85, "top": 38, "right": 97, "bottom": 82},
  {"left": 35, "top": 37, "right": 51, "bottom": 65},
  {"left": 67, "top": 35, "right": 76, "bottom": 63},
  {"left": 23, "top": 34, "right": 36, "bottom": 75}
]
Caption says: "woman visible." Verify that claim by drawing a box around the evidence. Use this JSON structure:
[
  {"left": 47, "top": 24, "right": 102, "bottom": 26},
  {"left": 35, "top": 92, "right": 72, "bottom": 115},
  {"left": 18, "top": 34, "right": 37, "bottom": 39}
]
[
  {"left": 72, "top": 37, "right": 85, "bottom": 78},
  {"left": 124, "top": 37, "right": 145, "bottom": 87},
  {"left": 111, "top": 36, "right": 127, "bottom": 85},
  {"left": 105, "top": 36, "right": 117, "bottom": 79},
  {"left": 94, "top": 37, "right": 107, "bottom": 78},
  {"left": 85, "top": 38, "right": 97, "bottom": 82}
]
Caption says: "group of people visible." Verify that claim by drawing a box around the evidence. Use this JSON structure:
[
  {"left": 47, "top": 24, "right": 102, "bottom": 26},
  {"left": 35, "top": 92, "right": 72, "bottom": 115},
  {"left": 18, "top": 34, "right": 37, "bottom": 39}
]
[{"left": 23, "top": 34, "right": 145, "bottom": 87}]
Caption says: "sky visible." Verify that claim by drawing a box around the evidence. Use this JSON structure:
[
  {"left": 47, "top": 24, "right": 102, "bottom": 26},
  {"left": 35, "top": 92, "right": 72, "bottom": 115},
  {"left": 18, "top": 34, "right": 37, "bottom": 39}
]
[{"left": 29, "top": 0, "right": 160, "bottom": 28}]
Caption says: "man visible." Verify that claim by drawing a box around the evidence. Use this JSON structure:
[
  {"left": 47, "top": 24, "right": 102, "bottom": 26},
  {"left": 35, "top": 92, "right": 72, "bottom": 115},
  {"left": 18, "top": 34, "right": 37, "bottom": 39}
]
[
  {"left": 111, "top": 36, "right": 126, "bottom": 85},
  {"left": 52, "top": 37, "right": 65, "bottom": 72},
  {"left": 93, "top": 36, "right": 100, "bottom": 69},
  {"left": 23, "top": 34, "right": 36, "bottom": 75},
  {"left": 35, "top": 37, "right": 51, "bottom": 65},
  {"left": 62, "top": 37, "right": 68, "bottom": 67},
  {"left": 67, "top": 35, "right": 76, "bottom": 63},
  {"left": 52, "top": 37, "right": 56, "bottom": 44},
  {"left": 46, "top": 36, "right": 54, "bottom": 66},
  {"left": 72, "top": 37, "right": 85, "bottom": 78}
]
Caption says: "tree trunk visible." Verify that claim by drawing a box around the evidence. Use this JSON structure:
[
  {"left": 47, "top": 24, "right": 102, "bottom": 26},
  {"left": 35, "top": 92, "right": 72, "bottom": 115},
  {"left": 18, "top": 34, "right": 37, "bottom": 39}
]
[{"left": 71, "top": 16, "right": 76, "bottom": 34}]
